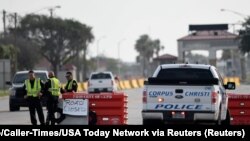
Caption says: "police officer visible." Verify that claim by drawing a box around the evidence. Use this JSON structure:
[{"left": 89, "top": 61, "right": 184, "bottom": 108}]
[
  {"left": 23, "top": 70, "right": 45, "bottom": 125},
  {"left": 61, "top": 71, "right": 78, "bottom": 93},
  {"left": 45, "top": 71, "right": 61, "bottom": 125}
]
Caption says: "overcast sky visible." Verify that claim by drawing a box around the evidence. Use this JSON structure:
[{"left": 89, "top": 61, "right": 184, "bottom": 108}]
[{"left": 0, "top": 0, "right": 249, "bottom": 62}]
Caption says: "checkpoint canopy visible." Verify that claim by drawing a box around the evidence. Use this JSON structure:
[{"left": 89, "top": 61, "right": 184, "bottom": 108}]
[{"left": 177, "top": 24, "right": 239, "bottom": 66}]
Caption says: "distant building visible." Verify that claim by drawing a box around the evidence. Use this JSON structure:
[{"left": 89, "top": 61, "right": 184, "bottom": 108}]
[
  {"left": 177, "top": 24, "right": 244, "bottom": 79},
  {"left": 153, "top": 53, "right": 178, "bottom": 65},
  {"left": 149, "top": 54, "right": 178, "bottom": 76}
]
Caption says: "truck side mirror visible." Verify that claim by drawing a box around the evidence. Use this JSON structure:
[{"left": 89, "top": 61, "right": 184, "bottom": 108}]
[
  {"left": 5, "top": 81, "right": 12, "bottom": 85},
  {"left": 114, "top": 76, "right": 119, "bottom": 81},
  {"left": 224, "top": 82, "right": 236, "bottom": 90}
]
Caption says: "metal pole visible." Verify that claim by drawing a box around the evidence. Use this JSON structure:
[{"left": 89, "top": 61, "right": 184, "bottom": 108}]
[
  {"left": 49, "top": 9, "right": 53, "bottom": 17},
  {"left": 3, "top": 10, "right": 6, "bottom": 37},
  {"left": 117, "top": 39, "right": 126, "bottom": 77},
  {"left": 221, "top": 9, "right": 248, "bottom": 19},
  {"left": 96, "top": 40, "right": 100, "bottom": 71},
  {"left": 49, "top": 5, "right": 61, "bottom": 18},
  {"left": 48, "top": 6, "right": 60, "bottom": 75},
  {"left": 96, "top": 36, "right": 106, "bottom": 71},
  {"left": 13, "top": 13, "right": 17, "bottom": 75},
  {"left": 221, "top": 8, "right": 249, "bottom": 78},
  {"left": 3, "top": 60, "right": 5, "bottom": 93},
  {"left": 118, "top": 43, "right": 120, "bottom": 76}
]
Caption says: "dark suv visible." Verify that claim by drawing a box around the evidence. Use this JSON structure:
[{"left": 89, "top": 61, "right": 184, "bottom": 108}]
[{"left": 6, "top": 70, "right": 49, "bottom": 111}]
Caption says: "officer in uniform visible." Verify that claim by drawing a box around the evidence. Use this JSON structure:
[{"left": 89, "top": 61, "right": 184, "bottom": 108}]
[
  {"left": 45, "top": 71, "right": 61, "bottom": 125},
  {"left": 61, "top": 71, "right": 78, "bottom": 93},
  {"left": 23, "top": 70, "right": 45, "bottom": 125}
]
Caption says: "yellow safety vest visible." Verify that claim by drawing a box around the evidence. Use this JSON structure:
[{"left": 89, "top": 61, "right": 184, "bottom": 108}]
[
  {"left": 49, "top": 77, "right": 60, "bottom": 96},
  {"left": 65, "top": 80, "right": 74, "bottom": 90},
  {"left": 25, "top": 78, "right": 41, "bottom": 97}
]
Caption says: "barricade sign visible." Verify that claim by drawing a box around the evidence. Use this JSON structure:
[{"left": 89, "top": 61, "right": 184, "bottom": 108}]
[
  {"left": 57, "top": 97, "right": 89, "bottom": 125},
  {"left": 63, "top": 99, "right": 88, "bottom": 116},
  {"left": 62, "top": 92, "right": 128, "bottom": 125}
]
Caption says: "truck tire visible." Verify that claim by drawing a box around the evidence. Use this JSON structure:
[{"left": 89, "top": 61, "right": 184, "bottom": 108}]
[
  {"left": 143, "top": 119, "right": 150, "bottom": 125},
  {"left": 9, "top": 104, "right": 20, "bottom": 111},
  {"left": 89, "top": 110, "right": 97, "bottom": 125},
  {"left": 143, "top": 119, "right": 163, "bottom": 125},
  {"left": 216, "top": 105, "right": 222, "bottom": 125},
  {"left": 221, "top": 109, "right": 231, "bottom": 125}
]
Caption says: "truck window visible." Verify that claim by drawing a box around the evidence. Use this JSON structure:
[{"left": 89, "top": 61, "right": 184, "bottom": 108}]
[
  {"left": 157, "top": 68, "right": 214, "bottom": 80},
  {"left": 215, "top": 69, "right": 224, "bottom": 85},
  {"left": 13, "top": 73, "right": 47, "bottom": 84},
  {"left": 91, "top": 73, "right": 111, "bottom": 79}
]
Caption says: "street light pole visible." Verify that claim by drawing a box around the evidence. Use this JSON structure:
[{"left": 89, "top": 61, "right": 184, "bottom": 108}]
[
  {"left": 220, "top": 8, "right": 249, "bottom": 81},
  {"left": 221, "top": 9, "right": 248, "bottom": 19},
  {"left": 48, "top": 5, "right": 61, "bottom": 17},
  {"left": 96, "top": 36, "right": 106, "bottom": 71},
  {"left": 2, "top": 10, "right": 6, "bottom": 37},
  {"left": 30, "top": 5, "right": 61, "bottom": 17},
  {"left": 220, "top": 9, "right": 248, "bottom": 33},
  {"left": 46, "top": 5, "right": 61, "bottom": 75},
  {"left": 117, "top": 38, "right": 126, "bottom": 77}
]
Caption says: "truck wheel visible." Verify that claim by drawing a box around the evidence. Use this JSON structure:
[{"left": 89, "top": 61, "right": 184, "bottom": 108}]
[
  {"left": 143, "top": 119, "right": 150, "bottom": 125},
  {"left": 89, "top": 110, "right": 97, "bottom": 125},
  {"left": 9, "top": 104, "right": 20, "bottom": 111},
  {"left": 221, "top": 109, "right": 230, "bottom": 125},
  {"left": 143, "top": 119, "right": 163, "bottom": 125},
  {"left": 216, "top": 105, "right": 222, "bottom": 125}
]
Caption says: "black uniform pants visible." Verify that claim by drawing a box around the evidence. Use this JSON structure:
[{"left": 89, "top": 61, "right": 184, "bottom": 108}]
[
  {"left": 46, "top": 96, "right": 58, "bottom": 125},
  {"left": 27, "top": 97, "right": 45, "bottom": 125}
]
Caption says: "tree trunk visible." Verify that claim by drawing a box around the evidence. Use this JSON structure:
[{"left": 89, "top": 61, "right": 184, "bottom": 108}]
[
  {"left": 10, "top": 46, "right": 17, "bottom": 79},
  {"left": 142, "top": 51, "right": 147, "bottom": 77},
  {"left": 52, "top": 62, "right": 58, "bottom": 77},
  {"left": 142, "top": 56, "right": 146, "bottom": 77},
  {"left": 76, "top": 47, "right": 81, "bottom": 81},
  {"left": 83, "top": 47, "right": 87, "bottom": 81}
]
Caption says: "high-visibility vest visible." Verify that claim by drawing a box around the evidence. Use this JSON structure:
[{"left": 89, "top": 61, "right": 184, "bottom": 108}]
[
  {"left": 25, "top": 78, "right": 41, "bottom": 97},
  {"left": 48, "top": 77, "right": 60, "bottom": 96},
  {"left": 65, "top": 80, "right": 74, "bottom": 90}
]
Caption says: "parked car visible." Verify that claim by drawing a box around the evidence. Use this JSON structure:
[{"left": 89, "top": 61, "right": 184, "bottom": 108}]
[
  {"left": 87, "top": 71, "right": 118, "bottom": 93},
  {"left": 6, "top": 70, "right": 49, "bottom": 111}
]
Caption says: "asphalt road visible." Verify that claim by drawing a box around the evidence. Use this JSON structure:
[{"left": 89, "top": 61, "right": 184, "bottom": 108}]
[
  {"left": 0, "top": 85, "right": 248, "bottom": 125},
  {"left": 0, "top": 89, "right": 142, "bottom": 125}
]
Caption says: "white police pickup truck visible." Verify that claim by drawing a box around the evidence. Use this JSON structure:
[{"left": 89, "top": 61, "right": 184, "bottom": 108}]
[{"left": 142, "top": 64, "right": 235, "bottom": 125}]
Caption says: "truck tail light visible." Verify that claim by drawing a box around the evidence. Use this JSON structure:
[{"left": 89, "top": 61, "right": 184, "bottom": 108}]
[
  {"left": 158, "top": 97, "right": 164, "bottom": 102},
  {"left": 212, "top": 91, "right": 218, "bottom": 104}
]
